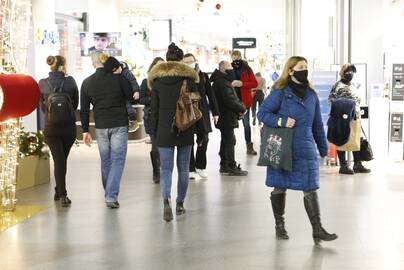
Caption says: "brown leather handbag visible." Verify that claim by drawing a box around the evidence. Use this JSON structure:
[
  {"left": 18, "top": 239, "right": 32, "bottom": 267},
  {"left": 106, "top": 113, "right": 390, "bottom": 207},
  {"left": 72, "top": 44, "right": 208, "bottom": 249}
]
[{"left": 175, "top": 79, "right": 202, "bottom": 131}]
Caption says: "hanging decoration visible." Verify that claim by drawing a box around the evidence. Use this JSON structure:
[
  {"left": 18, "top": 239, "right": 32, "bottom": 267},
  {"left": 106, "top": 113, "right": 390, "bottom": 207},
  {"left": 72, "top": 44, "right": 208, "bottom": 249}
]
[
  {"left": 0, "top": 74, "right": 40, "bottom": 212},
  {"left": 19, "top": 131, "right": 49, "bottom": 159},
  {"left": 0, "top": 0, "right": 32, "bottom": 74}
]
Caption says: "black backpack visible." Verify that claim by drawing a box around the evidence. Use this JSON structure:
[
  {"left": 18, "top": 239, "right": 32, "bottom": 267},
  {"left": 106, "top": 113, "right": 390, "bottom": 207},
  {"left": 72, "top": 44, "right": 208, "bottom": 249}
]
[{"left": 46, "top": 78, "right": 75, "bottom": 125}]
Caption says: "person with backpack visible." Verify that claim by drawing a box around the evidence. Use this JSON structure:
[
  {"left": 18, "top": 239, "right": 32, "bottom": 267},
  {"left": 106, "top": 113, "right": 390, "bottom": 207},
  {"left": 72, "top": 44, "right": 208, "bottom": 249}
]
[
  {"left": 149, "top": 43, "right": 199, "bottom": 222},
  {"left": 38, "top": 55, "right": 79, "bottom": 207},
  {"left": 80, "top": 50, "right": 133, "bottom": 209}
]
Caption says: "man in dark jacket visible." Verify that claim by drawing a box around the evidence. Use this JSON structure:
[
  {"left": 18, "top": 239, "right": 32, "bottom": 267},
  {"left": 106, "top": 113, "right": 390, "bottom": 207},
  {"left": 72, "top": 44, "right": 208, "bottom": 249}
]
[
  {"left": 211, "top": 61, "right": 248, "bottom": 176},
  {"left": 183, "top": 53, "right": 219, "bottom": 180},
  {"left": 80, "top": 50, "right": 133, "bottom": 209}
]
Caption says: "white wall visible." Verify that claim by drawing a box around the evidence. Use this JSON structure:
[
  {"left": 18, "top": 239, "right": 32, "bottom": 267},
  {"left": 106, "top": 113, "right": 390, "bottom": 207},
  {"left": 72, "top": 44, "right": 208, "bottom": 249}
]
[{"left": 351, "top": 0, "right": 389, "bottom": 159}]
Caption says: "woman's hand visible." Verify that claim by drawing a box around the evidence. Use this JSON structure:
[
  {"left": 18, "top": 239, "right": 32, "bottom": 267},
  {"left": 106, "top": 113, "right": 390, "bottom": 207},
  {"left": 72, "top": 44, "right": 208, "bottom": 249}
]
[{"left": 286, "top": 117, "right": 295, "bottom": 128}]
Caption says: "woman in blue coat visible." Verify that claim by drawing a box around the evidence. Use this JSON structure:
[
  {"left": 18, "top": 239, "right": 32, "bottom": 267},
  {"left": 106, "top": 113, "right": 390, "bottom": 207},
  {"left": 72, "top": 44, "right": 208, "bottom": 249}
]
[{"left": 257, "top": 56, "right": 337, "bottom": 244}]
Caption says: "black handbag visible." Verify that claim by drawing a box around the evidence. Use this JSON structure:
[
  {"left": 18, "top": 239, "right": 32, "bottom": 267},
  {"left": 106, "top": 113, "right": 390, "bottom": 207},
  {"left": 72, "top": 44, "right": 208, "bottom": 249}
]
[
  {"left": 257, "top": 93, "right": 294, "bottom": 172},
  {"left": 360, "top": 126, "right": 373, "bottom": 161}
]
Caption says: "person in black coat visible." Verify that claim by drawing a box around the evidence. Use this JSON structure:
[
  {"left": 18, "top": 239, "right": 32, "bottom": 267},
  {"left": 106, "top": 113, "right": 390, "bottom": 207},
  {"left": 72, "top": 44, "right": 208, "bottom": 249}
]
[
  {"left": 183, "top": 53, "right": 219, "bottom": 180},
  {"left": 38, "top": 55, "right": 79, "bottom": 207},
  {"left": 210, "top": 60, "right": 248, "bottom": 176},
  {"left": 150, "top": 43, "right": 200, "bottom": 222},
  {"left": 139, "top": 57, "right": 165, "bottom": 184}
]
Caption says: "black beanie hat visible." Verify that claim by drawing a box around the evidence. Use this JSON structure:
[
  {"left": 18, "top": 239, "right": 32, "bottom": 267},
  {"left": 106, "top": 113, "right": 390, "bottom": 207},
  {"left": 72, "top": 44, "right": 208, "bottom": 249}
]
[{"left": 104, "top": 57, "right": 121, "bottom": 73}]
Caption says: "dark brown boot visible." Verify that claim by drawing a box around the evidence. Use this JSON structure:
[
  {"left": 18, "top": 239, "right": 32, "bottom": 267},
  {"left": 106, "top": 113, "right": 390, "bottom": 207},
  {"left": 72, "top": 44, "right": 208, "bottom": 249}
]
[{"left": 246, "top": 142, "right": 257, "bottom": 155}]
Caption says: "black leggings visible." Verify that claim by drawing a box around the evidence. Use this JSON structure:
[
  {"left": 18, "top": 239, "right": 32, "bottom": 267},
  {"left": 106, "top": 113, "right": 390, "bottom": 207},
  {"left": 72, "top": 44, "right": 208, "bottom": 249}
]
[
  {"left": 46, "top": 132, "right": 76, "bottom": 196},
  {"left": 337, "top": 150, "right": 361, "bottom": 165}
]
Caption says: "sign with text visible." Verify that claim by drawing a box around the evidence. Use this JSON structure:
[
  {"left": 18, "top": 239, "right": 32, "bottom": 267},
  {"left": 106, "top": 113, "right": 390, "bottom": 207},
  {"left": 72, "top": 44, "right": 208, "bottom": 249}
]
[
  {"left": 390, "top": 113, "right": 403, "bottom": 142},
  {"left": 392, "top": 64, "right": 404, "bottom": 101},
  {"left": 232, "top": 38, "right": 256, "bottom": 49}
]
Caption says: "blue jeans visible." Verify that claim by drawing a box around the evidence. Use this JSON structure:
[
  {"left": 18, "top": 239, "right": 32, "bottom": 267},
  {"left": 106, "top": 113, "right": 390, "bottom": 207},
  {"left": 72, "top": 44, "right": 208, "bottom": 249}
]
[
  {"left": 96, "top": 126, "right": 128, "bottom": 203},
  {"left": 158, "top": 145, "right": 192, "bottom": 203},
  {"left": 242, "top": 108, "right": 251, "bottom": 143}
]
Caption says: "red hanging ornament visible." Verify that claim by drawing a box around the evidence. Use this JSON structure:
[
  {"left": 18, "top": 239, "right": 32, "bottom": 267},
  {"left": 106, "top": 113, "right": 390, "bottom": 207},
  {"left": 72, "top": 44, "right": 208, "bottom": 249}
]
[
  {"left": 215, "top": 3, "right": 221, "bottom": 10},
  {"left": 0, "top": 74, "right": 40, "bottom": 122}
]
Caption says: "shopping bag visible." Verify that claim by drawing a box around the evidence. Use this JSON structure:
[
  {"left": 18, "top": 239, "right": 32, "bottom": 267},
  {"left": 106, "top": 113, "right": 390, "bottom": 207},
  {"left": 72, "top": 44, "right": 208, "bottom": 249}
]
[
  {"left": 336, "top": 118, "right": 360, "bottom": 151},
  {"left": 257, "top": 125, "right": 294, "bottom": 172}
]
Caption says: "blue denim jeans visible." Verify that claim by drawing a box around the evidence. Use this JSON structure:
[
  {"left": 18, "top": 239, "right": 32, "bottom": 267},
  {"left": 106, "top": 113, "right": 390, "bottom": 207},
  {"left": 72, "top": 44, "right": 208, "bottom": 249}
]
[
  {"left": 158, "top": 145, "right": 192, "bottom": 203},
  {"left": 96, "top": 126, "right": 128, "bottom": 203},
  {"left": 242, "top": 108, "right": 251, "bottom": 143}
]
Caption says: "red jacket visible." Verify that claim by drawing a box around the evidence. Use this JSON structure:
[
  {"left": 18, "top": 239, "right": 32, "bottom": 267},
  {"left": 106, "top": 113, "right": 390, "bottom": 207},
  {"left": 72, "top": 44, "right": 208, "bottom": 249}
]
[{"left": 239, "top": 69, "right": 258, "bottom": 108}]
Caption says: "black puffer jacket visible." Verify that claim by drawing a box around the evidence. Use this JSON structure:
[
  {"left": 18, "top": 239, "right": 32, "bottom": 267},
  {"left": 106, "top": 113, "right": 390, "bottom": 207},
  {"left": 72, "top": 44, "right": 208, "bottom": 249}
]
[
  {"left": 195, "top": 70, "right": 219, "bottom": 134},
  {"left": 139, "top": 78, "right": 153, "bottom": 135},
  {"left": 210, "top": 69, "right": 246, "bottom": 130},
  {"left": 38, "top": 71, "right": 79, "bottom": 136},
  {"left": 149, "top": 62, "right": 199, "bottom": 147}
]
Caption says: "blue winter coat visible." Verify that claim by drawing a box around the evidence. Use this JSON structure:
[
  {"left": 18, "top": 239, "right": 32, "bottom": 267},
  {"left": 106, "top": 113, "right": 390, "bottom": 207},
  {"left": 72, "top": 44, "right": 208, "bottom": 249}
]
[{"left": 257, "top": 87, "right": 328, "bottom": 191}]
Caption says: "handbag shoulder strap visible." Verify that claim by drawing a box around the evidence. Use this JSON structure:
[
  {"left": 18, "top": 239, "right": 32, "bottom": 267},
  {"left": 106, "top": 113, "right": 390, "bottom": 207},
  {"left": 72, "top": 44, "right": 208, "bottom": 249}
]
[{"left": 361, "top": 125, "right": 368, "bottom": 139}]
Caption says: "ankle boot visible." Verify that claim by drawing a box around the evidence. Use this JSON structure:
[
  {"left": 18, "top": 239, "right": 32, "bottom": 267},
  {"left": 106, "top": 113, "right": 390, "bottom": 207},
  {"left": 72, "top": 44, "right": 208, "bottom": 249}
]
[
  {"left": 353, "top": 162, "right": 371, "bottom": 173},
  {"left": 246, "top": 142, "right": 257, "bottom": 155},
  {"left": 163, "top": 199, "right": 173, "bottom": 222},
  {"left": 150, "top": 151, "right": 160, "bottom": 184},
  {"left": 176, "top": 202, "right": 186, "bottom": 215},
  {"left": 339, "top": 162, "right": 354, "bottom": 175},
  {"left": 304, "top": 192, "right": 338, "bottom": 244},
  {"left": 270, "top": 193, "right": 289, "bottom": 240}
]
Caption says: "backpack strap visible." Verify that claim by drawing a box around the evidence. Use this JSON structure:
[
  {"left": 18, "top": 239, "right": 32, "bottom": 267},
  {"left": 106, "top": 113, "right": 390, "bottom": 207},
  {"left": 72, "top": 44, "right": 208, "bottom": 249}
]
[{"left": 46, "top": 77, "right": 65, "bottom": 93}]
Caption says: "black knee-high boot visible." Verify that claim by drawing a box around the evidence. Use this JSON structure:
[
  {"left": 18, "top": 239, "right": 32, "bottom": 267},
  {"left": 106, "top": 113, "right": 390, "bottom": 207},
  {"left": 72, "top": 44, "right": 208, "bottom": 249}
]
[
  {"left": 304, "top": 192, "right": 338, "bottom": 244},
  {"left": 150, "top": 151, "right": 160, "bottom": 184},
  {"left": 270, "top": 193, "right": 289, "bottom": 240}
]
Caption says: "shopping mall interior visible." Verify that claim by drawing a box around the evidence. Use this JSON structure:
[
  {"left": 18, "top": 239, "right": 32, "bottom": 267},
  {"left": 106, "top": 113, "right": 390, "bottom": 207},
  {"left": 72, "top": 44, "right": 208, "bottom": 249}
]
[{"left": 1, "top": 0, "right": 404, "bottom": 269}]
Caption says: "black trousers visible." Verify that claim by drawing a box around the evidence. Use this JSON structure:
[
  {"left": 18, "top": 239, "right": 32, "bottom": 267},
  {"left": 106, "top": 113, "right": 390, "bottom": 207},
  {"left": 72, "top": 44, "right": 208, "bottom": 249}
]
[
  {"left": 219, "top": 128, "right": 236, "bottom": 168},
  {"left": 46, "top": 132, "right": 76, "bottom": 196},
  {"left": 252, "top": 90, "right": 265, "bottom": 118},
  {"left": 190, "top": 133, "right": 209, "bottom": 171},
  {"left": 337, "top": 150, "right": 361, "bottom": 165}
]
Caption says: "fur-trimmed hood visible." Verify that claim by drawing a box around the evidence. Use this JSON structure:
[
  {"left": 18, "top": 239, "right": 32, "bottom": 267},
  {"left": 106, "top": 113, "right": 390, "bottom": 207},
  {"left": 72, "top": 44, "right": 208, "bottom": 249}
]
[{"left": 148, "top": 61, "right": 199, "bottom": 89}]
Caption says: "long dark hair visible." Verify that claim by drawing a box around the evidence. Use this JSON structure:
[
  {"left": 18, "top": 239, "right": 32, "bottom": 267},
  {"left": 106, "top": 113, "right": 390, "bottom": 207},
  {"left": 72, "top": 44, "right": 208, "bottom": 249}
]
[
  {"left": 166, "top": 43, "right": 184, "bottom": 61},
  {"left": 148, "top": 57, "right": 164, "bottom": 72}
]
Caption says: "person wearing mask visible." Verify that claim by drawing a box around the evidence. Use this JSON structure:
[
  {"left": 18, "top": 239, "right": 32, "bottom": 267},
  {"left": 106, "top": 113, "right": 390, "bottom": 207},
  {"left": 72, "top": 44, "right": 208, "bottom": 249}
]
[
  {"left": 231, "top": 50, "right": 258, "bottom": 155},
  {"left": 328, "top": 64, "right": 371, "bottom": 175},
  {"left": 183, "top": 53, "right": 219, "bottom": 180},
  {"left": 257, "top": 56, "right": 338, "bottom": 244},
  {"left": 210, "top": 61, "right": 248, "bottom": 176},
  {"left": 149, "top": 43, "right": 199, "bottom": 222},
  {"left": 139, "top": 57, "right": 165, "bottom": 184},
  {"left": 80, "top": 50, "right": 133, "bottom": 209},
  {"left": 251, "top": 72, "right": 267, "bottom": 126},
  {"left": 38, "top": 55, "right": 79, "bottom": 207}
]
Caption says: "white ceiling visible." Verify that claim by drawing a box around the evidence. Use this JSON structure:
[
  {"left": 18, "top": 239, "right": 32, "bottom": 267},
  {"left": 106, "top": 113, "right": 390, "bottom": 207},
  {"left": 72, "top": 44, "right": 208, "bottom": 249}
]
[{"left": 119, "top": 0, "right": 286, "bottom": 47}]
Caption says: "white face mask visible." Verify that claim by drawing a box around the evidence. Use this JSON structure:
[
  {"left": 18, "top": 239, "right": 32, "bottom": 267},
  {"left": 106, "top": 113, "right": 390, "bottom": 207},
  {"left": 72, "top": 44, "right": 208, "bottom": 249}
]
[{"left": 187, "top": 63, "right": 196, "bottom": 69}]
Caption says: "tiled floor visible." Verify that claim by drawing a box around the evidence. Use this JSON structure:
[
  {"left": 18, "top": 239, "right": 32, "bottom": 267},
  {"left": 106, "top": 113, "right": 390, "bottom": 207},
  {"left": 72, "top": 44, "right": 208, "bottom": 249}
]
[{"left": 1, "top": 126, "right": 403, "bottom": 270}]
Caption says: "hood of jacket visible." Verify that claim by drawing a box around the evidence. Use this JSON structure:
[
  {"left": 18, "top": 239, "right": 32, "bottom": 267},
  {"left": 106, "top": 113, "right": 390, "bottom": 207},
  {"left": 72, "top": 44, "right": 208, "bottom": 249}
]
[{"left": 148, "top": 61, "right": 199, "bottom": 89}]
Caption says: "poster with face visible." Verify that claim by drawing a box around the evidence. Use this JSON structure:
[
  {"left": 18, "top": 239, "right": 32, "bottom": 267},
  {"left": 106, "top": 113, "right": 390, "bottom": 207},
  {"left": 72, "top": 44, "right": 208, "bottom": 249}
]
[{"left": 80, "top": 32, "right": 122, "bottom": 56}]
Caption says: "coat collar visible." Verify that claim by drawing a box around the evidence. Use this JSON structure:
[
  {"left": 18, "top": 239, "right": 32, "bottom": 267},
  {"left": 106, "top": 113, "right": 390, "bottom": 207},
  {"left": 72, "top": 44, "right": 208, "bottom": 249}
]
[{"left": 148, "top": 61, "right": 199, "bottom": 89}]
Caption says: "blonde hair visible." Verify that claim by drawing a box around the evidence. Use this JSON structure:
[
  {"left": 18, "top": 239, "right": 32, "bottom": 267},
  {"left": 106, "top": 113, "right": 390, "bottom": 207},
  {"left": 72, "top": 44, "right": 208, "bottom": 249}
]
[
  {"left": 99, "top": 52, "right": 109, "bottom": 64},
  {"left": 339, "top": 64, "right": 352, "bottom": 79},
  {"left": 46, "top": 55, "right": 66, "bottom": 72},
  {"left": 91, "top": 50, "right": 107, "bottom": 67},
  {"left": 272, "top": 56, "right": 308, "bottom": 90},
  {"left": 231, "top": 50, "right": 242, "bottom": 57}
]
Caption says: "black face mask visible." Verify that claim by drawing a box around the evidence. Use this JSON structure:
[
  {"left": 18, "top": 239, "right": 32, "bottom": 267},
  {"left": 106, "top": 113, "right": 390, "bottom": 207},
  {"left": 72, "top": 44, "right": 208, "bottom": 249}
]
[
  {"left": 292, "top": 70, "right": 308, "bottom": 84},
  {"left": 342, "top": 73, "right": 353, "bottom": 83},
  {"left": 225, "top": 69, "right": 236, "bottom": 81},
  {"left": 232, "top": 60, "right": 242, "bottom": 69}
]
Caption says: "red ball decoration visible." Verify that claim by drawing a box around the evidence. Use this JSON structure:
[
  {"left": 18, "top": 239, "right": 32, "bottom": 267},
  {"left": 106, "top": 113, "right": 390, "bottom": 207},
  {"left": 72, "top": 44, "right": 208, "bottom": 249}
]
[
  {"left": 216, "top": 3, "right": 221, "bottom": 10},
  {"left": 0, "top": 74, "right": 40, "bottom": 122}
]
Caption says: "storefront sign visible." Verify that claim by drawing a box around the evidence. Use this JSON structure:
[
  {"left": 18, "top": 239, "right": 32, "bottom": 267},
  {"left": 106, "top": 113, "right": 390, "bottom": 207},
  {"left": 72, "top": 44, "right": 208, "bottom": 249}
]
[
  {"left": 232, "top": 38, "right": 256, "bottom": 49},
  {"left": 392, "top": 64, "right": 404, "bottom": 101},
  {"left": 390, "top": 113, "right": 403, "bottom": 142}
]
